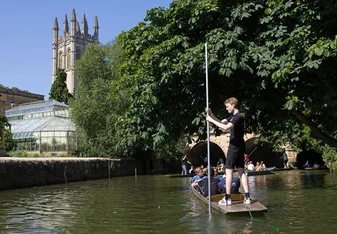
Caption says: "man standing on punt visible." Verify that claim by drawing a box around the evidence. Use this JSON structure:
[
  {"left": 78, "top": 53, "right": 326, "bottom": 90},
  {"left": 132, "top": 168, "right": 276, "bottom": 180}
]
[{"left": 206, "top": 97, "right": 251, "bottom": 205}]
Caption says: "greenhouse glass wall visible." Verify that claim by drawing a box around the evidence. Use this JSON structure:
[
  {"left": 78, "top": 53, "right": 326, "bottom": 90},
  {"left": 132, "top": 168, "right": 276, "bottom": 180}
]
[{"left": 5, "top": 100, "right": 79, "bottom": 153}]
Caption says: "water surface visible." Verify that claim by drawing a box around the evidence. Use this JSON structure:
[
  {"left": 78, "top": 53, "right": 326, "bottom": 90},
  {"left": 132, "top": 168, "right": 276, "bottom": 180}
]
[{"left": 0, "top": 170, "right": 336, "bottom": 233}]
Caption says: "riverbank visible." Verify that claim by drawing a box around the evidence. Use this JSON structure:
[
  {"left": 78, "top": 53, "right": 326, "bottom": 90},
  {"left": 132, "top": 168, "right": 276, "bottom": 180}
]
[{"left": 0, "top": 157, "right": 141, "bottom": 191}]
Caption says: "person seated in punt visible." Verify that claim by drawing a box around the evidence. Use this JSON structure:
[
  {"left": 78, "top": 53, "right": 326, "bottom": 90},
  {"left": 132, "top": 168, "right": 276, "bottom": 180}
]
[
  {"left": 191, "top": 167, "right": 205, "bottom": 183},
  {"left": 216, "top": 163, "right": 225, "bottom": 175},
  {"left": 217, "top": 174, "right": 240, "bottom": 194},
  {"left": 192, "top": 167, "right": 219, "bottom": 197},
  {"left": 255, "top": 162, "right": 262, "bottom": 171},
  {"left": 217, "top": 156, "right": 225, "bottom": 166},
  {"left": 260, "top": 161, "right": 267, "bottom": 170},
  {"left": 247, "top": 161, "right": 255, "bottom": 171}
]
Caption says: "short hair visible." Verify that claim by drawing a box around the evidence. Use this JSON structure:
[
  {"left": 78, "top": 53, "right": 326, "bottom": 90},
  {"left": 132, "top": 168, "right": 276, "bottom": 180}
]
[
  {"left": 224, "top": 97, "right": 239, "bottom": 108},
  {"left": 205, "top": 167, "right": 215, "bottom": 177},
  {"left": 195, "top": 167, "right": 202, "bottom": 173}
]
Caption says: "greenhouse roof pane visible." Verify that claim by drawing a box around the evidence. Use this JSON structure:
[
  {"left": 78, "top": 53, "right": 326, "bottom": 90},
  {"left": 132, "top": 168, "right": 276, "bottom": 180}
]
[
  {"left": 5, "top": 100, "right": 68, "bottom": 117},
  {"left": 10, "top": 116, "right": 76, "bottom": 139},
  {"left": 35, "top": 116, "right": 76, "bottom": 132}
]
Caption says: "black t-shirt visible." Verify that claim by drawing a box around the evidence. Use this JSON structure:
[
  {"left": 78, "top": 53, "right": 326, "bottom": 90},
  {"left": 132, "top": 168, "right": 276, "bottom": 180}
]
[
  {"left": 198, "top": 177, "right": 219, "bottom": 197},
  {"left": 227, "top": 112, "right": 245, "bottom": 148}
]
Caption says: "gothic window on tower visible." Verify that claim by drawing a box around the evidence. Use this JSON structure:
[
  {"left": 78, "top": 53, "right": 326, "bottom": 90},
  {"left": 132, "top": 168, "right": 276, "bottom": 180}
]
[
  {"left": 58, "top": 51, "right": 63, "bottom": 68},
  {"left": 67, "top": 48, "right": 71, "bottom": 70},
  {"left": 76, "top": 48, "right": 82, "bottom": 60}
]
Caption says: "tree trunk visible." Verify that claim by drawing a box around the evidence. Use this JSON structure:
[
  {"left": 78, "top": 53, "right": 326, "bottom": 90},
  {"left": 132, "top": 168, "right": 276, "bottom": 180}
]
[{"left": 292, "top": 110, "right": 337, "bottom": 147}]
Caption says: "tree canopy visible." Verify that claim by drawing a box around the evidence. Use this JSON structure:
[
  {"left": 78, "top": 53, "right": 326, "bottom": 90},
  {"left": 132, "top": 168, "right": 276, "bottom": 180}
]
[
  {"left": 0, "top": 114, "right": 10, "bottom": 136},
  {"left": 0, "top": 113, "right": 12, "bottom": 151},
  {"left": 0, "top": 84, "right": 29, "bottom": 93},
  {"left": 70, "top": 0, "right": 337, "bottom": 168}
]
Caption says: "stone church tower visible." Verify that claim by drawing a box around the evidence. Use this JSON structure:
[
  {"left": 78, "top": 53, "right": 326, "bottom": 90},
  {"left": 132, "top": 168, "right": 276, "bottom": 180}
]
[{"left": 52, "top": 9, "right": 99, "bottom": 95}]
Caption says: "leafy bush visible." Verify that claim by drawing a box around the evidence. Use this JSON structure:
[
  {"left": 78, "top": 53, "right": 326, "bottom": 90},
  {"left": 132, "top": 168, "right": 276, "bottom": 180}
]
[{"left": 7, "top": 150, "right": 28, "bottom": 157}]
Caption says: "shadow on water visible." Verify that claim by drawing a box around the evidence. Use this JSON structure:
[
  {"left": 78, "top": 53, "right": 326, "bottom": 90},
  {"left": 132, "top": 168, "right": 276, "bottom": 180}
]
[{"left": 0, "top": 170, "right": 336, "bottom": 233}]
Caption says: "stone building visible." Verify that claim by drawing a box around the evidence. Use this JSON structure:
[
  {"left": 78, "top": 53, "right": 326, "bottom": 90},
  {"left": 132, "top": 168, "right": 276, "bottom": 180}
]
[
  {"left": 0, "top": 87, "right": 44, "bottom": 111},
  {"left": 52, "top": 9, "right": 99, "bottom": 95}
]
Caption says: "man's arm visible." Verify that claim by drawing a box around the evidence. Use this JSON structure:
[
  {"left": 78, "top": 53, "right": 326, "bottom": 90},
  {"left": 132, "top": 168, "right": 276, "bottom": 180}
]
[
  {"left": 192, "top": 179, "right": 203, "bottom": 188},
  {"left": 205, "top": 108, "right": 222, "bottom": 123},
  {"left": 221, "top": 119, "right": 229, "bottom": 124},
  {"left": 206, "top": 116, "right": 234, "bottom": 131},
  {"left": 192, "top": 181, "right": 198, "bottom": 188}
]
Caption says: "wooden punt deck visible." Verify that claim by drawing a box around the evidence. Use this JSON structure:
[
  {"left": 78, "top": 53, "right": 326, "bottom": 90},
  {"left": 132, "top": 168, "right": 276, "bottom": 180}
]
[{"left": 191, "top": 185, "right": 267, "bottom": 214}]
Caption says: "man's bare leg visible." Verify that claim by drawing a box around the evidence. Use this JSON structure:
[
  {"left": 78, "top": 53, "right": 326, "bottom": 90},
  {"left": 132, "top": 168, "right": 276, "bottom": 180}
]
[
  {"left": 237, "top": 168, "right": 249, "bottom": 193},
  {"left": 226, "top": 168, "right": 233, "bottom": 195},
  {"left": 237, "top": 167, "right": 251, "bottom": 204}
]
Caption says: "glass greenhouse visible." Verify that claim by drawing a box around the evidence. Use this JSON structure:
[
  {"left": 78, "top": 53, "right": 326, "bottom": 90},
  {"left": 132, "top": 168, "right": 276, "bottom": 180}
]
[{"left": 5, "top": 100, "right": 79, "bottom": 153}]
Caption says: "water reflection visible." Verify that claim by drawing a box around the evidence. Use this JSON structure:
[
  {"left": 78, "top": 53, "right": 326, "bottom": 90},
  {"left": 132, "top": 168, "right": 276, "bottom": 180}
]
[
  {"left": 0, "top": 170, "right": 336, "bottom": 233},
  {"left": 3, "top": 187, "right": 64, "bottom": 232}
]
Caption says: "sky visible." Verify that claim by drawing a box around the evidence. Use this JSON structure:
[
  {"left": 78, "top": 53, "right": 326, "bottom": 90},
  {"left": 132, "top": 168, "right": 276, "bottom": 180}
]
[{"left": 0, "top": 0, "right": 173, "bottom": 99}]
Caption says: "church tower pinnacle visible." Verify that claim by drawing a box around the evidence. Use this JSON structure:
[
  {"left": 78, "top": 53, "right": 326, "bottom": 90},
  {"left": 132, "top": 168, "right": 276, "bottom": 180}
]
[
  {"left": 52, "top": 17, "right": 59, "bottom": 83},
  {"left": 63, "top": 14, "right": 69, "bottom": 33},
  {"left": 93, "top": 16, "right": 99, "bottom": 40},
  {"left": 71, "top": 9, "right": 77, "bottom": 37},
  {"left": 82, "top": 14, "right": 88, "bottom": 37},
  {"left": 52, "top": 9, "right": 99, "bottom": 95}
]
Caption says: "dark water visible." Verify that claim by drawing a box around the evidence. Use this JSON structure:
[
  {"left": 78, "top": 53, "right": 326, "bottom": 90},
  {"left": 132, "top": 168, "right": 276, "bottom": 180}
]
[{"left": 0, "top": 170, "right": 337, "bottom": 234}]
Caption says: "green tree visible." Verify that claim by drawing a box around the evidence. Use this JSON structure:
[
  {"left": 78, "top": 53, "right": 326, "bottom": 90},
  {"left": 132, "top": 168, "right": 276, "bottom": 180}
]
[
  {"left": 116, "top": 0, "right": 337, "bottom": 163},
  {"left": 69, "top": 42, "right": 127, "bottom": 157},
  {"left": 250, "top": 0, "right": 337, "bottom": 165},
  {"left": 0, "top": 114, "right": 10, "bottom": 136},
  {"left": 0, "top": 113, "right": 11, "bottom": 151},
  {"left": 113, "top": 0, "right": 266, "bottom": 155},
  {"left": 71, "top": 0, "right": 337, "bottom": 167},
  {"left": 49, "top": 68, "right": 73, "bottom": 104},
  {"left": 5, "top": 128, "right": 15, "bottom": 151}
]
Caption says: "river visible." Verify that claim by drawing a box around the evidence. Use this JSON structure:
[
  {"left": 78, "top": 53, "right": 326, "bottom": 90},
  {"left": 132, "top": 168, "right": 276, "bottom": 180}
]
[{"left": 0, "top": 169, "right": 336, "bottom": 233}]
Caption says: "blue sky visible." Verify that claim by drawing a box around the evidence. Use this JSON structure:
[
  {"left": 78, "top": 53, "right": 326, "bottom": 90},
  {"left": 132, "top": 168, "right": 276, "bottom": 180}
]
[{"left": 0, "top": 0, "right": 172, "bottom": 99}]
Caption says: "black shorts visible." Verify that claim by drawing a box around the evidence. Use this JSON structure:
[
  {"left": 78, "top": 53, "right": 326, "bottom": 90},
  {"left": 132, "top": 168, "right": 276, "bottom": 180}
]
[{"left": 226, "top": 145, "right": 245, "bottom": 169}]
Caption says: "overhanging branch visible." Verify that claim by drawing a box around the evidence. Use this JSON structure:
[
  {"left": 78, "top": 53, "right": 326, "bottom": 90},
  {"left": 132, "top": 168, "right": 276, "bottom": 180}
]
[{"left": 292, "top": 110, "right": 337, "bottom": 147}]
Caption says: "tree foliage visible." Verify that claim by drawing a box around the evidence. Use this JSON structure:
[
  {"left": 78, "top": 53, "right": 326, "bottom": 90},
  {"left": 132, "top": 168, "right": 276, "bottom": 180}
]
[
  {"left": 69, "top": 42, "right": 127, "bottom": 157},
  {"left": 248, "top": 0, "right": 337, "bottom": 165},
  {"left": 71, "top": 0, "right": 337, "bottom": 167},
  {"left": 0, "top": 113, "right": 10, "bottom": 134},
  {"left": 0, "top": 84, "right": 29, "bottom": 93},
  {"left": 0, "top": 113, "right": 13, "bottom": 151},
  {"left": 4, "top": 127, "right": 15, "bottom": 151},
  {"left": 49, "top": 68, "right": 73, "bottom": 104}
]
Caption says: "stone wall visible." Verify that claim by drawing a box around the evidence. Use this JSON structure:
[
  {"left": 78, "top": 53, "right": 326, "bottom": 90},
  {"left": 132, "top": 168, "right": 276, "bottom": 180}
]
[
  {"left": 0, "top": 157, "right": 141, "bottom": 191},
  {"left": 189, "top": 133, "right": 256, "bottom": 156},
  {"left": 190, "top": 133, "right": 298, "bottom": 164}
]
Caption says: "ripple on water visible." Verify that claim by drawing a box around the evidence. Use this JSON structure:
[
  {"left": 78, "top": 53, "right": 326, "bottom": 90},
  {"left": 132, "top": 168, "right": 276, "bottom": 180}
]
[{"left": 1, "top": 172, "right": 337, "bottom": 233}]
